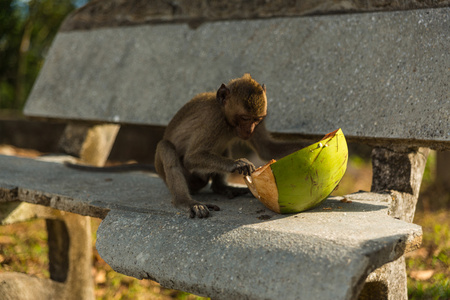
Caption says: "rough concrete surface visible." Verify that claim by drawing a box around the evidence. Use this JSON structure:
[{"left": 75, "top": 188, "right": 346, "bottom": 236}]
[
  {"left": 60, "top": 0, "right": 450, "bottom": 31},
  {"left": 25, "top": 8, "right": 449, "bottom": 146},
  {"left": 0, "top": 155, "right": 422, "bottom": 299},
  {"left": 96, "top": 206, "right": 421, "bottom": 300}
]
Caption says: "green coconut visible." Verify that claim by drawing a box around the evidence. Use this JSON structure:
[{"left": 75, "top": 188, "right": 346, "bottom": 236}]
[{"left": 244, "top": 128, "right": 348, "bottom": 214}]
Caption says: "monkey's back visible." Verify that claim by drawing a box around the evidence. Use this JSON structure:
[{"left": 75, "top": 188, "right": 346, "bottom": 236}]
[{"left": 163, "top": 92, "right": 234, "bottom": 156}]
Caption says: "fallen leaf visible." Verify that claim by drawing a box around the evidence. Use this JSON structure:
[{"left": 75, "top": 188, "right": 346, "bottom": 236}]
[
  {"left": 0, "top": 236, "right": 14, "bottom": 244},
  {"left": 405, "top": 247, "right": 428, "bottom": 259},
  {"left": 340, "top": 197, "right": 352, "bottom": 203},
  {"left": 409, "top": 270, "right": 434, "bottom": 281},
  {"left": 94, "top": 269, "right": 107, "bottom": 284}
]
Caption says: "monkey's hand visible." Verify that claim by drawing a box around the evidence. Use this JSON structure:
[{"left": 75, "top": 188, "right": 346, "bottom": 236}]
[
  {"left": 189, "top": 202, "right": 220, "bottom": 219},
  {"left": 232, "top": 158, "right": 255, "bottom": 176}
]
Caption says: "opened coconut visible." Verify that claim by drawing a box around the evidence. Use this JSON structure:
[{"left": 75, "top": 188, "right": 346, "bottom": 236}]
[{"left": 244, "top": 128, "right": 348, "bottom": 213}]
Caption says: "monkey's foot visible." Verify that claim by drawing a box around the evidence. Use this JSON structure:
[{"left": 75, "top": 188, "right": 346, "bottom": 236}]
[
  {"left": 189, "top": 203, "right": 220, "bottom": 219},
  {"left": 212, "top": 185, "right": 250, "bottom": 199}
]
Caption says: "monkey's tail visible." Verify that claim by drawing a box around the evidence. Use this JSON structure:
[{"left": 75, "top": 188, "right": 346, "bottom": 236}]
[{"left": 64, "top": 162, "right": 156, "bottom": 173}]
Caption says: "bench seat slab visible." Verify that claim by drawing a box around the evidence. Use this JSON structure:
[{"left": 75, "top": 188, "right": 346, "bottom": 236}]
[{"left": 0, "top": 155, "right": 422, "bottom": 299}]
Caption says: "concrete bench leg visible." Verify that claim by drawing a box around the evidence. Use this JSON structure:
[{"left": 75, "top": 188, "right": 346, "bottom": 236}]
[
  {"left": 47, "top": 211, "right": 94, "bottom": 299},
  {"left": 359, "top": 146, "right": 430, "bottom": 299},
  {"left": 1, "top": 122, "right": 118, "bottom": 299},
  {"left": 58, "top": 122, "right": 120, "bottom": 166},
  {"left": 0, "top": 209, "right": 94, "bottom": 300},
  {"left": 358, "top": 257, "right": 407, "bottom": 300}
]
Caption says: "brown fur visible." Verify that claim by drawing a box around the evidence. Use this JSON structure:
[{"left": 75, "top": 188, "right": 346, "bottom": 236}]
[
  {"left": 227, "top": 73, "right": 267, "bottom": 115},
  {"left": 154, "top": 74, "right": 306, "bottom": 218}
]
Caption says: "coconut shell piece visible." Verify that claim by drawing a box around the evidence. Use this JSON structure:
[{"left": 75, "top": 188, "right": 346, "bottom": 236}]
[{"left": 244, "top": 128, "right": 348, "bottom": 214}]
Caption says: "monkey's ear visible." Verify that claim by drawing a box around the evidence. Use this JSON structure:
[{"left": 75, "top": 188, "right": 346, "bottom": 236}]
[
  {"left": 261, "top": 84, "right": 266, "bottom": 92},
  {"left": 217, "top": 83, "right": 230, "bottom": 105}
]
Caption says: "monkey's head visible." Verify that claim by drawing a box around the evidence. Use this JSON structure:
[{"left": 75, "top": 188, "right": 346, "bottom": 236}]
[{"left": 217, "top": 74, "right": 267, "bottom": 140}]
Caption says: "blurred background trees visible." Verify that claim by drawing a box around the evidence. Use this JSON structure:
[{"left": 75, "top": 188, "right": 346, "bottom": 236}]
[{"left": 0, "top": 0, "right": 88, "bottom": 112}]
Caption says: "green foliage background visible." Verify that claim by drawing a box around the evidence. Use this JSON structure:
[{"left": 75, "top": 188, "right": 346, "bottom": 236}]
[{"left": 0, "top": 0, "right": 87, "bottom": 111}]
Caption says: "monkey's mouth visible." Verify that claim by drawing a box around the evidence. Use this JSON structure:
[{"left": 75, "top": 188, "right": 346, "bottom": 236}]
[{"left": 239, "top": 134, "right": 252, "bottom": 140}]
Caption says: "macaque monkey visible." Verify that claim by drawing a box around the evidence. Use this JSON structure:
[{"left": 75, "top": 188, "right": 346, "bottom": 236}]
[
  {"left": 66, "top": 74, "right": 305, "bottom": 218},
  {"left": 155, "top": 74, "right": 306, "bottom": 218}
]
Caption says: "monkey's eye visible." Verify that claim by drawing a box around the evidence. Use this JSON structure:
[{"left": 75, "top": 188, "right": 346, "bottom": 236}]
[
  {"left": 240, "top": 116, "right": 252, "bottom": 122},
  {"left": 254, "top": 117, "right": 265, "bottom": 124}
]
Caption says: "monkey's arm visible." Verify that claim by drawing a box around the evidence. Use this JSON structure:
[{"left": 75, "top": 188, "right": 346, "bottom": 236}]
[
  {"left": 184, "top": 151, "right": 255, "bottom": 176},
  {"left": 250, "top": 121, "right": 309, "bottom": 161}
]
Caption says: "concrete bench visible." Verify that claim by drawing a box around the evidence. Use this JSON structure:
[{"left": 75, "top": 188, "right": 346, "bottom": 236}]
[{"left": 1, "top": 1, "right": 448, "bottom": 299}]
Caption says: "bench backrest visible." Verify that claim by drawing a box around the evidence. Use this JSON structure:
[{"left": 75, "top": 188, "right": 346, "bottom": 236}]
[{"left": 24, "top": 5, "right": 449, "bottom": 150}]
